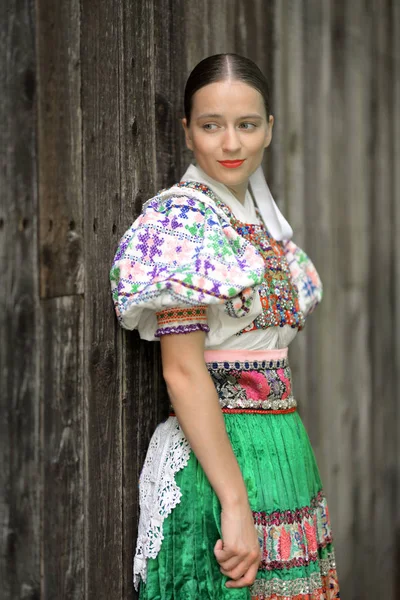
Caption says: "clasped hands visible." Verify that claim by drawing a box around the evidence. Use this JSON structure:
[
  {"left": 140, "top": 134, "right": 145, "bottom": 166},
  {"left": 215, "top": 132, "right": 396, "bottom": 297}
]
[{"left": 214, "top": 503, "right": 261, "bottom": 589}]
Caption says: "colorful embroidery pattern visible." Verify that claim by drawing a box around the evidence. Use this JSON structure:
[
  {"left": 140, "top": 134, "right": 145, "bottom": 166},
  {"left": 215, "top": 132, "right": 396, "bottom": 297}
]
[
  {"left": 205, "top": 355, "right": 295, "bottom": 410},
  {"left": 250, "top": 490, "right": 340, "bottom": 599},
  {"left": 111, "top": 180, "right": 323, "bottom": 336},
  {"left": 176, "top": 181, "right": 310, "bottom": 332},
  {"left": 110, "top": 193, "right": 266, "bottom": 330},
  {"left": 155, "top": 305, "right": 209, "bottom": 337},
  {"left": 254, "top": 491, "right": 333, "bottom": 570},
  {"left": 284, "top": 240, "right": 323, "bottom": 318}
]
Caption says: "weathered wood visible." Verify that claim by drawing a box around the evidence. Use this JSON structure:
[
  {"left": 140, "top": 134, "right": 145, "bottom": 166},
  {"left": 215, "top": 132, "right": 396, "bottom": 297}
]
[
  {"left": 0, "top": 1, "right": 40, "bottom": 599},
  {"left": 273, "top": 0, "right": 310, "bottom": 430},
  {"left": 36, "top": 0, "right": 83, "bottom": 298},
  {"left": 393, "top": 0, "right": 400, "bottom": 591},
  {"left": 119, "top": 2, "right": 168, "bottom": 597},
  {"left": 369, "top": 1, "right": 396, "bottom": 597},
  {"left": 81, "top": 1, "right": 124, "bottom": 597},
  {"left": 340, "top": 4, "right": 374, "bottom": 597},
  {"left": 41, "top": 296, "right": 84, "bottom": 599}
]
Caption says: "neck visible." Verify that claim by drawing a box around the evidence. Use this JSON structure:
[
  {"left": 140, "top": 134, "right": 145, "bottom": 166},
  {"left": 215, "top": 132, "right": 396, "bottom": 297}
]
[{"left": 227, "top": 182, "right": 248, "bottom": 205}]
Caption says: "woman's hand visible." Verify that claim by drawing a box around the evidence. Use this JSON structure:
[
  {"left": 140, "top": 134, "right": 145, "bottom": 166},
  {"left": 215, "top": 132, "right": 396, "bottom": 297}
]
[{"left": 214, "top": 501, "right": 261, "bottom": 588}]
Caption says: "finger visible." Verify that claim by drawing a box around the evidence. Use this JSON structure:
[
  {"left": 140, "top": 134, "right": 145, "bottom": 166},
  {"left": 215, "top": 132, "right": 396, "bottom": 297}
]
[
  {"left": 225, "top": 562, "right": 259, "bottom": 589},
  {"left": 218, "top": 555, "right": 243, "bottom": 572},
  {"left": 221, "top": 557, "right": 252, "bottom": 582},
  {"left": 214, "top": 545, "right": 236, "bottom": 562}
]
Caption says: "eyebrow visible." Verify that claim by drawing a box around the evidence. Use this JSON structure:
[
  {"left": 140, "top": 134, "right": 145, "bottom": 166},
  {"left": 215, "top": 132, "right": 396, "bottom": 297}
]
[{"left": 196, "top": 113, "right": 263, "bottom": 120}]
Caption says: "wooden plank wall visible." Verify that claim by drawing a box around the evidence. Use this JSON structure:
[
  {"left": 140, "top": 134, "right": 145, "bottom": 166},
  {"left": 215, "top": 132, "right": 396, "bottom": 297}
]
[
  {"left": 1, "top": 1, "right": 40, "bottom": 598},
  {"left": 1, "top": 1, "right": 399, "bottom": 599}
]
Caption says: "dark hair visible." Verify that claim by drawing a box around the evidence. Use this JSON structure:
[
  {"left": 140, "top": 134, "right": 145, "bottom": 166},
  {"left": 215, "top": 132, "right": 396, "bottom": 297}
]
[{"left": 184, "top": 53, "right": 271, "bottom": 124}]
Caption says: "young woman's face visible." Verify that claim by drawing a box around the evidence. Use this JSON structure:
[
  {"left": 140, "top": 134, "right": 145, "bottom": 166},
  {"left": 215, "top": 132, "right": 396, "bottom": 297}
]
[{"left": 183, "top": 79, "right": 273, "bottom": 201}]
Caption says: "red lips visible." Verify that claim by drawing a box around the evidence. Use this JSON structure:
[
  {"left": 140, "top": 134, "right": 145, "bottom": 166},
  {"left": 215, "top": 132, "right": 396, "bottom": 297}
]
[{"left": 218, "top": 160, "right": 245, "bottom": 169}]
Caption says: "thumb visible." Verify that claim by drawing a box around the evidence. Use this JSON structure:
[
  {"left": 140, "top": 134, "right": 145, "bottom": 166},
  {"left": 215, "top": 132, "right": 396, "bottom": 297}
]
[{"left": 213, "top": 538, "right": 223, "bottom": 556}]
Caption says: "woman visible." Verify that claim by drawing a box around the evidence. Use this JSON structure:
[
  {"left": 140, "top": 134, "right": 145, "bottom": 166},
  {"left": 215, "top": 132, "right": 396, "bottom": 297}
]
[{"left": 110, "top": 54, "right": 340, "bottom": 600}]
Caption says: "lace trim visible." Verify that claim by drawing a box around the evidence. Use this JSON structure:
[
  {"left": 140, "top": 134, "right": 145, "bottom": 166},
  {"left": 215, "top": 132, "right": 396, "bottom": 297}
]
[{"left": 133, "top": 418, "right": 191, "bottom": 590}]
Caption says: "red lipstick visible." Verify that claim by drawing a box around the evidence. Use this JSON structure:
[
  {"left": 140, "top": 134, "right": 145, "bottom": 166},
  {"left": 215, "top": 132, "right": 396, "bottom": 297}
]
[{"left": 218, "top": 159, "right": 245, "bottom": 169}]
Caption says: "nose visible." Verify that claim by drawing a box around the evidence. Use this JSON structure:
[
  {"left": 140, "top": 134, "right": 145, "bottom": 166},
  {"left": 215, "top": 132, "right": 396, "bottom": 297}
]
[{"left": 221, "top": 126, "right": 241, "bottom": 153}]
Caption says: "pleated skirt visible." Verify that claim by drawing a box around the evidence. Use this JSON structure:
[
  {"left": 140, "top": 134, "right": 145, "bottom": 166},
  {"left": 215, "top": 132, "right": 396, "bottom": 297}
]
[{"left": 138, "top": 349, "right": 340, "bottom": 600}]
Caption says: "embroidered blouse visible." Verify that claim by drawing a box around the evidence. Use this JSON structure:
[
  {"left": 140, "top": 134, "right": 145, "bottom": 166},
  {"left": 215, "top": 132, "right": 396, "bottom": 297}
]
[{"left": 110, "top": 164, "right": 322, "bottom": 350}]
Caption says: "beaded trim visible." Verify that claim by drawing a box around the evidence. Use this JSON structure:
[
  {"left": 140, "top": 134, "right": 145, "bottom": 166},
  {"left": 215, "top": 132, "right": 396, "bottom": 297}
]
[
  {"left": 209, "top": 356, "right": 289, "bottom": 369},
  {"left": 222, "top": 406, "right": 296, "bottom": 414},
  {"left": 250, "top": 553, "right": 337, "bottom": 597},
  {"left": 155, "top": 323, "right": 209, "bottom": 337},
  {"left": 220, "top": 397, "right": 297, "bottom": 411},
  {"left": 169, "top": 405, "right": 296, "bottom": 416},
  {"left": 155, "top": 305, "right": 209, "bottom": 337},
  {"left": 254, "top": 490, "right": 326, "bottom": 526}
]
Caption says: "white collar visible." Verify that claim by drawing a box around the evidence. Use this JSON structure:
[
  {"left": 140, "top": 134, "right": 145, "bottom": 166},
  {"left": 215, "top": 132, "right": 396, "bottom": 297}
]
[{"left": 181, "top": 163, "right": 293, "bottom": 241}]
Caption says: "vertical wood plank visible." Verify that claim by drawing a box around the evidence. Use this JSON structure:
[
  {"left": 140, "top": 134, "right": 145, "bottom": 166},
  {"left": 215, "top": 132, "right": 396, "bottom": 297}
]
[
  {"left": 299, "top": 0, "right": 337, "bottom": 480},
  {"left": 0, "top": 1, "right": 40, "bottom": 598},
  {"left": 273, "top": 0, "right": 311, "bottom": 437},
  {"left": 36, "top": 0, "right": 83, "bottom": 298},
  {"left": 35, "top": 1, "right": 85, "bottom": 597},
  {"left": 153, "top": 0, "right": 183, "bottom": 189},
  {"left": 81, "top": 1, "right": 123, "bottom": 597},
  {"left": 368, "top": 0, "right": 396, "bottom": 597},
  {"left": 393, "top": 0, "right": 400, "bottom": 590},
  {"left": 118, "top": 2, "right": 171, "bottom": 598},
  {"left": 341, "top": 3, "right": 374, "bottom": 597},
  {"left": 41, "top": 297, "right": 84, "bottom": 599}
]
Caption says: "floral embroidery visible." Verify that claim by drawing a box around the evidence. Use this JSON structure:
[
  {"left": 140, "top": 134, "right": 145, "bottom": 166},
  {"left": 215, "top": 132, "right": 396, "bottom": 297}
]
[
  {"left": 111, "top": 180, "right": 323, "bottom": 336},
  {"left": 249, "top": 490, "right": 340, "bottom": 598},
  {"left": 110, "top": 193, "right": 266, "bottom": 330},
  {"left": 205, "top": 356, "right": 295, "bottom": 410},
  {"left": 254, "top": 491, "right": 334, "bottom": 571},
  {"left": 283, "top": 240, "right": 323, "bottom": 317},
  {"left": 238, "top": 370, "right": 271, "bottom": 400}
]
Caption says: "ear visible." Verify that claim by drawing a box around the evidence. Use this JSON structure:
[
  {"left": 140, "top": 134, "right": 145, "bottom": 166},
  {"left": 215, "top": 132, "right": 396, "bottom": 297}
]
[
  {"left": 264, "top": 114, "right": 274, "bottom": 148},
  {"left": 182, "top": 118, "right": 193, "bottom": 151}
]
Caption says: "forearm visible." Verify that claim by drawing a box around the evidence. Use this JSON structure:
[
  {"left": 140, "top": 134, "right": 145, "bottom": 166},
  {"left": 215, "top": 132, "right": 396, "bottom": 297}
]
[{"left": 164, "top": 363, "right": 249, "bottom": 508}]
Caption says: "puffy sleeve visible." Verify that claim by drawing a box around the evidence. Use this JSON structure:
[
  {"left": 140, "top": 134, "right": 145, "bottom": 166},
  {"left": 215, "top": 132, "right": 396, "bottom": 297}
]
[
  {"left": 284, "top": 240, "right": 323, "bottom": 318},
  {"left": 110, "top": 194, "right": 266, "bottom": 340}
]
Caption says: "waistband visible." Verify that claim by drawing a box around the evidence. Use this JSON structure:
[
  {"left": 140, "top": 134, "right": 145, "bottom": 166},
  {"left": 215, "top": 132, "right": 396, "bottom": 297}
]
[{"left": 169, "top": 347, "right": 296, "bottom": 416}]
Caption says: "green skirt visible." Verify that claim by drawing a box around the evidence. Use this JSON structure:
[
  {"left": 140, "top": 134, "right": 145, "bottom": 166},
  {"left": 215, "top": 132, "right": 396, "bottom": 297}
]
[{"left": 138, "top": 351, "right": 340, "bottom": 600}]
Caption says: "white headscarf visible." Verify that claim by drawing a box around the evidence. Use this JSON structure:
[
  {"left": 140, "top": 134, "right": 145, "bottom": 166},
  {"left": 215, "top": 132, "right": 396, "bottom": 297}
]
[{"left": 249, "top": 166, "right": 293, "bottom": 241}]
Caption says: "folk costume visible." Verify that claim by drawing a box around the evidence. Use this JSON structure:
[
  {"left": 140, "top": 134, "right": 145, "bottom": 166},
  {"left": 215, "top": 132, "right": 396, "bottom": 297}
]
[{"left": 110, "top": 164, "right": 340, "bottom": 600}]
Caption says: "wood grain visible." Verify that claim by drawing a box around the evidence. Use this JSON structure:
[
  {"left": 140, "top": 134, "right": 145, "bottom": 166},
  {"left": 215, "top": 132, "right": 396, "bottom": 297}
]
[
  {"left": 0, "top": 1, "right": 40, "bottom": 598},
  {"left": 81, "top": 0, "right": 123, "bottom": 597},
  {"left": 41, "top": 296, "right": 84, "bottom": 599},
  {"left": 37, "top": 0, "right": 83, "bottom": 298}
]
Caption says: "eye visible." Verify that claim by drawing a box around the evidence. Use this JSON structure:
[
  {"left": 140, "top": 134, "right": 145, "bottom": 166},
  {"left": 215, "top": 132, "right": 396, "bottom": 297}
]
[
  {"left": 202, "top": 123, "right": 219, "bottom": 131},
  {"left": 238, "top": 122, "right": 257, "bottom": 130}
]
